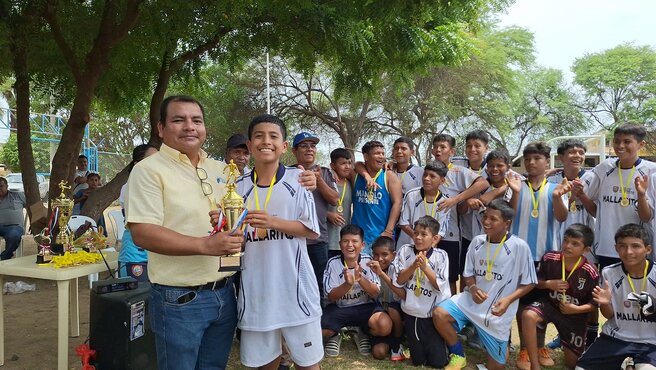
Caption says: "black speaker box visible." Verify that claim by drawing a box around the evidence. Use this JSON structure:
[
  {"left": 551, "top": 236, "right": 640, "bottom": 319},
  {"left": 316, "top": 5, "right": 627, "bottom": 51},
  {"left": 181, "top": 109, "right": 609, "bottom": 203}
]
[{"left": 89, "top": 282, "right": 157, "bottom": 369}]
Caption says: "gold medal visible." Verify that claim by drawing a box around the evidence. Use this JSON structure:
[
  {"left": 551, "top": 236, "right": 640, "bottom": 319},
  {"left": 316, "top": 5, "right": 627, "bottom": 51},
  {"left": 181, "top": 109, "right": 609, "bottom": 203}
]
[
  {"left": 485, "top": 272, "right": 493, "bottom": 281},
  {"left": 531, "top": 209, "right": 539, "bottom": 218},
  {"left": 620, "top": 198, "right": 630, "bottom": 207},
  {"left": 368, "top": 192, "right": 374, "bottom": 201},
  {"left": 570, "top": 202, "right": 577, "bottom": 213},
  {"left": 414, "top": 288, "right": 421, "bottom": 297},
  {"left": 336, "top": 205, "right": 344, "bottom": 213},
  {"left": 257, "top": 228, "right": 268, "bottom": 238}
]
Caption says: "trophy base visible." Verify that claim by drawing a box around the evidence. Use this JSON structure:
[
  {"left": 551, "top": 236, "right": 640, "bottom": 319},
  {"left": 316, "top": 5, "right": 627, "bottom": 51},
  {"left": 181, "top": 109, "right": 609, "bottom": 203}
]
[
  {"left": 51, "top": 244, "right": 65, "bottom": 255},
  {"left": 36, "top": 254, "right": 52, "bottom": 264},
  {"left": 218, "top": 254, "right": 242, "bottom": 272}
]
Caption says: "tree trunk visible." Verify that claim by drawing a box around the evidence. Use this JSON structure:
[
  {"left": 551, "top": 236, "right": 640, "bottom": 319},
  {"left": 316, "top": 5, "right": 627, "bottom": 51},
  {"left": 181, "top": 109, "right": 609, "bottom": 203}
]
[
  {"left": 9, "top": 11, "right": 47, "bottom": 233},
  {"left": 147, "top": 53, "right": 173, "bottom": 147},
  {"left": 81, "top": 166, "right": 129, "bottom": 221}
]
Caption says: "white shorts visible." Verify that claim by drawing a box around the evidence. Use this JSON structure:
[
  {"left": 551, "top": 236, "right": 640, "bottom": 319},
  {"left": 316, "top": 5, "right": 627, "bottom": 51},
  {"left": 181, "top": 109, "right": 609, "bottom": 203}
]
[{"left": 240, "top": 320, "right": 324, "bottom": 367}]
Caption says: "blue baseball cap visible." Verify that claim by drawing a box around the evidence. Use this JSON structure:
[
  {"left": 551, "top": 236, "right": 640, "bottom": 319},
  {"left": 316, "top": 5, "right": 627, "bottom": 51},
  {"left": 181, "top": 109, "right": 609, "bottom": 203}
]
[{"left": 292, "top": 132, "right": 320, "bottom": 148}]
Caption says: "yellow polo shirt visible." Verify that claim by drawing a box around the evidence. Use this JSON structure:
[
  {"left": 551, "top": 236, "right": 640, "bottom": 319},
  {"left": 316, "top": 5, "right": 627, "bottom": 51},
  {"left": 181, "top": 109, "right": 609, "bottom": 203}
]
[{"left": 125, "top": 143, "right": 230, "bottom": 286}]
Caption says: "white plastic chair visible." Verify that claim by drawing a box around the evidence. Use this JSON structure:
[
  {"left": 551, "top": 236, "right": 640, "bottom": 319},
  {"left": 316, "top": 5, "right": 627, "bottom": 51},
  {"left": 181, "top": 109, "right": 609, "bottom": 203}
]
[{"left": 106, "top": 209, "right": 125, "bottom": 246}]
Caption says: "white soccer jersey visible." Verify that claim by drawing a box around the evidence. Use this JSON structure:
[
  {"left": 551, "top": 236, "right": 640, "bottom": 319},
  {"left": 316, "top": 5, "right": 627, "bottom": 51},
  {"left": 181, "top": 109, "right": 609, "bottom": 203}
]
[
  {"left": 440, "top": 164, "right": 481, "bottom": 242},
  {"left": 392, "top": 245, "right": 451, "bottom": 318},
  {"left": 452, "top": 234, "right": 537, "bottom": 340},
  {"left": 323, "top": 254, "right": 380, "bottom": 308},
  {"left": 236, "top": 164, "right": 322, "bottom": 331},
  {"left": 600, "top": 261, "right": 656, "bottom": 345},
  {"left": 397, "top": 165, "right": 424, "bottom": 195},
  {"left": 511, "top": 180, "right": 563, "bottom": 261},
  {"left": 547, "top": 170, "right": 596, "bottom": 241},
  {"left": 397, "top": 188, "right": 449, "bottom": 247},
  {"left": 378, "top": 263, "right": 401, "bottom": 305},
  {"left": 584, "top": 158, "right": 656, "bottom": 259},
  {"left": 469, "top": 186, "right": 513, "bottom": 238}
]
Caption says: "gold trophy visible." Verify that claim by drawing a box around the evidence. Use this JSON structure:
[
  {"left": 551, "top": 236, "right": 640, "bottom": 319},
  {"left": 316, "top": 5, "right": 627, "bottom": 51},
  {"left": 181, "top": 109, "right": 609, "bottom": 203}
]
[
  {"left": 217, "top": 160, "right": 246, "bottom": 272},
  {"left": 51, "top": 181, "right": 74, "bottom": 255}
]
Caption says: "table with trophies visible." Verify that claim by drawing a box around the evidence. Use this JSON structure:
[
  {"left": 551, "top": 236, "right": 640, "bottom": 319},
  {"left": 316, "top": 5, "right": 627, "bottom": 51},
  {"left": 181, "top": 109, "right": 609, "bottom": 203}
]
[{"left": 0, "top": 182, "right": 118, "bottom": 370}]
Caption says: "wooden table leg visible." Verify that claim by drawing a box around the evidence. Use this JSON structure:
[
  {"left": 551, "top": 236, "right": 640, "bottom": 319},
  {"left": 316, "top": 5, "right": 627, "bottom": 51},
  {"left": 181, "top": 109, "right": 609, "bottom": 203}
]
[
  {"left": 69, "top": 277, "right": 79, "bottom": 337},
  {"left": 0, "top": 275, "right": 4, "bottom": 366},
  {"left": 57, "top": 280, "right": 70, "bottom": 370}
]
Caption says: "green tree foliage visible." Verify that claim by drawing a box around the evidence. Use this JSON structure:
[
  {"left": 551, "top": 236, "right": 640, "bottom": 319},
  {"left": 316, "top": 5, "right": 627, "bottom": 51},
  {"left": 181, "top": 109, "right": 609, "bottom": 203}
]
[
  {"left": 573, "top": 44, "right": 656, "bottom": 128},
  {"left": 1, "top": 133, "right": 50, "bottom": 173}
]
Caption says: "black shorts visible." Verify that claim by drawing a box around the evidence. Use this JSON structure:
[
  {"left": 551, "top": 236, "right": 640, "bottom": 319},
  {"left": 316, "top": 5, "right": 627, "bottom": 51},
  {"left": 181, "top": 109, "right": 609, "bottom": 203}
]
[
  {"left": 370, "top": 302, "right": 404, "bottom": 347},
  {"left": 321, "top": 302, "right": 381, "bottom": 334},
  {"left": 438, "top": 240, "right": 460, "bottom": 282},
  {"left": 404, "top": 315, "right": 448, "bottom": 368},
  {"left": 459, "top": 237, "right": 471, "bottom": 276},
  {"left": 524, "top": 299, "right": 587, "bottom": 355},
  {"left": 519, "top": 262, "right": 542, "bottom": 305},
  {"left": 577, "top": 334, "right": 656, "bottom": 370}
]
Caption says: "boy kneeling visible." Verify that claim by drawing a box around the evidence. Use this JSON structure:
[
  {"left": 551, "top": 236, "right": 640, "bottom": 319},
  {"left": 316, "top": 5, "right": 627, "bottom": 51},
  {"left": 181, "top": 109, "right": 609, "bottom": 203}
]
[
  {"left": 433, "top": 199, "right": 537, "bottom": 370},
  {"left": 576, "top": 224, "right": 656, "bottom": 370},
  {"left": 521, "top": 224, "right": 599, "bottom": 370},
  {"left": 322, "top": 224, "right": 392, "bottom": 357}
]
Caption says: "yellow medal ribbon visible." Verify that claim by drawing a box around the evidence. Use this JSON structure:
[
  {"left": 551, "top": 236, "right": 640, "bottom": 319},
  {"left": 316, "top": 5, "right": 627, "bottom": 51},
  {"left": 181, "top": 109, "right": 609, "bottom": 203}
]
[
  {"left": 253, "top": 171, "right": 277, "bottom": 211},
  {"left": 368, "top": 169, "right": 383, "bottom": 201},
  {"left": 627, "top": 260, "right": 650, "bottom": 294},
  {"left": 423, "top": 191, "right": 440, "bottom": 218},
  {"left": 414, "top": 267, "right": 425, "bottom": 296},
  {"left": 337, "top": 180, "right": 347, "bottom": 212},
  {"left": 486, "top": 233, "right": 507, "bottom": 280},
  {"left": 399, "top": 170, "right": 408, "bottom": 185},
  {"left": 470, "top": 166, "right": 483, "bottom": 175},
  {"left": 561, "top": 255, "right": 582, "bottom": 301},
  {"left": 528, "top": 178, "right": 547, "bottom": 217},
  {"left": 344, "top": 259, "right": 353, "bottom": 293},
  {"left": 617, "top": 164, "right": 636, "bottom": 207}
]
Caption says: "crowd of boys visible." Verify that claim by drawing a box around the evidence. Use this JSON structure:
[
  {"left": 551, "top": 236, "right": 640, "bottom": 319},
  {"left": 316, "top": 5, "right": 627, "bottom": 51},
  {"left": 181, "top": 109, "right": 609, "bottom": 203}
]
[{"left": 123, "top": 94, "right": 655, "bottom": 370}]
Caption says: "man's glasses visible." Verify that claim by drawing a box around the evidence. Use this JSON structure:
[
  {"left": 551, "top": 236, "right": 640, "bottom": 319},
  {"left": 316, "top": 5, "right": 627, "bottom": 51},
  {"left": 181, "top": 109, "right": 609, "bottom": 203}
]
[
  {"left": 196, "top": 167, "right": 213, "bottom": 197},
  {"left": 297, "top": 143, "right": 317, "bottom": 150}
]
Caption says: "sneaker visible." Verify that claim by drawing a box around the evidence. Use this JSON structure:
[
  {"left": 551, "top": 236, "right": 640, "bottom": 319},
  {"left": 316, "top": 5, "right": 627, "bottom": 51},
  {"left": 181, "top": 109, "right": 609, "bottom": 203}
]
[
  {"left": 324, "top": 334, "right": 342, "bottom": 357},
  {"left": 467, "top": 331, "right": 483, "bottom": 350},
  {"left": 516, "top": 349, "right": 531, "bottom": 370},
  {"left": 457, "top": 325, "right": 475, "bottom": 342},
  {"left": 352, "top": 328, "right": 371, "bottom": 356},
  {"left": 621, "top": 357, "right": 635, "bottom": 370},
  {"left": 546, "top": 335, "right": 561, "bottom": 349},
  {"left": 538, "top": 347, "right": 555, "bottom": 367},
  {"left": 508, "top": 341, "right": 517, "bottom": 353},
  {"left": 390, "top": 344, "right": 406, "bottom": 361},
  {"left": 445, "top": 354, "right": 467, "bottom": 370}
]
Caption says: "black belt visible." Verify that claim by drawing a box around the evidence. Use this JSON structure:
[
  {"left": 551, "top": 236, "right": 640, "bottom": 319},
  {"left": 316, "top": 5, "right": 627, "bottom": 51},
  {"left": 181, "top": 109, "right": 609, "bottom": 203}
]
[{"left": 191, "top": 277, "right": 231, "bottom": 291}]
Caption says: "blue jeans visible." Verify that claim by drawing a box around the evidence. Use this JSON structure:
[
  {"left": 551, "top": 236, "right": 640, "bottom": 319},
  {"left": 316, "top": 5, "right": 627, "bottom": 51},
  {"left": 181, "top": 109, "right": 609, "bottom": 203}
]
[
  {"left": 149, "top": 280, "right": 237, "bottom": 370},
  {"left": 307, "top": 241, "right": 328, "bottom": 296},
  {"left": 0, "top": 224, "right": 23, "bottom": 260}
]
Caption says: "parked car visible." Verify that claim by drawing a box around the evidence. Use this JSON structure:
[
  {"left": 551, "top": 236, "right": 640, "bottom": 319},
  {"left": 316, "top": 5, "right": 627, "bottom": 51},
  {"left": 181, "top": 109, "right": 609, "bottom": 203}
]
[{"left": 5, "top": 173, "right": 49, "bottom": 200}]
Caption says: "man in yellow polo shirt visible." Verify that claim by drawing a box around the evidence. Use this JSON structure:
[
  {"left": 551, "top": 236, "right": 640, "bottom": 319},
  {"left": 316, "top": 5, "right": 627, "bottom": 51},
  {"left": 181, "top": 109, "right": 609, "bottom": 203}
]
[{"left": 126, "top": 95, "right": 245, "bottom": 369}]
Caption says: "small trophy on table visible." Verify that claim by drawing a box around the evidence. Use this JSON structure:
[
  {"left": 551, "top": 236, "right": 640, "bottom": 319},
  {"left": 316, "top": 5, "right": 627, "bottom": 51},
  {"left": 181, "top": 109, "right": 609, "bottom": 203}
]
[
  {"left": 215, "top": 160, "right": 247, "bottom": 272},
  {"left": 50, "top": 181, "right": 74, "bottom": 255}
]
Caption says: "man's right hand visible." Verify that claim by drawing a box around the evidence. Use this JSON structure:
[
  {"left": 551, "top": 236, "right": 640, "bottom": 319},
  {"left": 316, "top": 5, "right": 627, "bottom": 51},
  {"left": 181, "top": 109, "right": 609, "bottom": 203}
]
[{"left": 204, "top": 231, "right": 244, "bottom": 256}]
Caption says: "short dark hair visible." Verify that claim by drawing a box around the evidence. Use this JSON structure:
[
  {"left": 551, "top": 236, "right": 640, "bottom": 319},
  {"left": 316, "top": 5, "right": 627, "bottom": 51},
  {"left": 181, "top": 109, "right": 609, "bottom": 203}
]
[
  {"left": 523, "top": 142, "right": 551, "bottom": 159},
  {"left": 424, "top": 160, "right": 448, "bottom": 177},
  {"left": 330, "top": 148, "right": 352, "bottom": 163},
  {"left": 432, "top": 134, "right": 456, "bottom": 148},
  {"left": 563, "top": 223, "right": 594, "bottom": 247},
  {"left": 485, "top": 150, "right": 511, "bottom": 165},
  {"left": 393, "top": 137, "right": 414, "bottom": 150},
  {"left": 372, "top": 236, "right": 395, "bottom": 252},
  {"left": 340, "top": 224, "right": 364, "bottom": 240},
  {"left": 362, "top": 140, "right": 384, "bottom": 155},
  {"left": 557, "top": 139, "right": 587, "bottom": 155},
  {"left": 614, "top": 122, "right": 647, "bottom": 142},
  {"left": 247, "top": 114, "right": 287, "bottom": 140},
  {"left": 78, "top": 154, "right": 88, "bottom": 160},
  {"left": 614, "top": 223, "right": 651, "bottom": 246},
  {"left": 159, "top": 95, "right": 205, "bottom": 125},
  {"left": 129, "top": 144, "right": 158, "bottom": 173},
  {"left": 414, "top": 215, "right": 440, "bottom": 236},
  {"left": 0, "top": 177, "right": 7, "bottom": 186},
  {"left": 87, "top": 173, "right": 101, "bottom": 181},
  {"left": 486, "top": 199, "right": 515, "bottom": 221},
  {"left": 465, "top": 130, "right": 489, "bottom": 145}
]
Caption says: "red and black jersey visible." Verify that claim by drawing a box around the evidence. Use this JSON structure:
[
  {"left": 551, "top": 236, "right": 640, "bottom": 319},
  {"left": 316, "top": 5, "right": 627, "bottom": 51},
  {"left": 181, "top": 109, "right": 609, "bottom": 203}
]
[{"left": 537, "top": 252, "right": 599, "bottom": 310}]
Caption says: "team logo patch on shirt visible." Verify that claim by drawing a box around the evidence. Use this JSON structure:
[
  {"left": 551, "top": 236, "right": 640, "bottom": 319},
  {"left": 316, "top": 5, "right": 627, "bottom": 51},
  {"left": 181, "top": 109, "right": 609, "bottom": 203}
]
[
  {"left": 131, "top": 265, "right": 143, "bottom": 277},
  {"left": 216, "top": 177, "right": 225, "bottom": 184},
  {"left": 479, "top": 259, "right": 485, "bottom": 266},
  {"left": 577, "top": 278, "right": 586, "bottom": 290},
  {"left": 624, "top": 300, "right": 632, "bottom": 308},
  {"left": 612, "top": 186, "right": 619, "bottom": 193}
]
